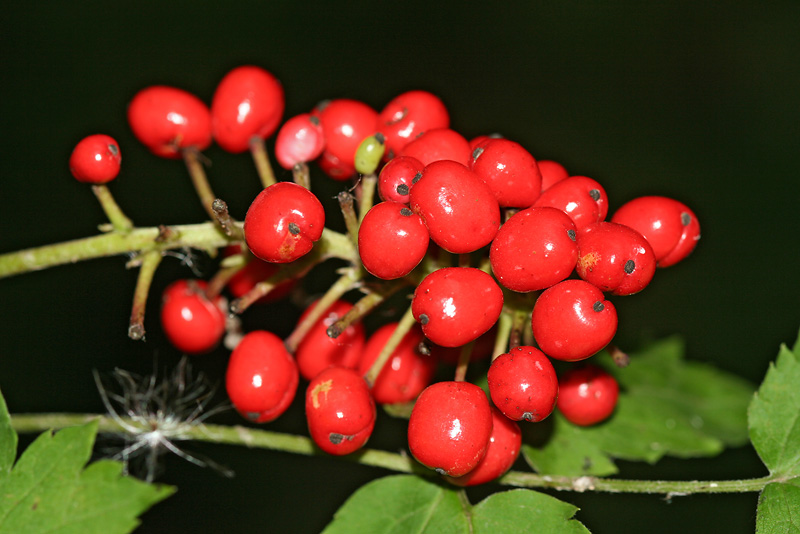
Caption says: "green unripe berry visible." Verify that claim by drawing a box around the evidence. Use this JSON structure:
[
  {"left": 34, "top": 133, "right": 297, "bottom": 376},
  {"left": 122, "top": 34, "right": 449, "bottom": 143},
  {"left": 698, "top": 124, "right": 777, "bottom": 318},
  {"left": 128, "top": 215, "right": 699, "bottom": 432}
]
[{"left": 354, "top": 133, "right": 386, "bottom": 175}]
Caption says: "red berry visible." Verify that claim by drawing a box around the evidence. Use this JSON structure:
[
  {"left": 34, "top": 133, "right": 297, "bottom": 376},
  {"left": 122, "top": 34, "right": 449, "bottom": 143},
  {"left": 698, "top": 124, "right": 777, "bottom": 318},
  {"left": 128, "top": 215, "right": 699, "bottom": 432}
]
[
  {"left": 243, "top": 181, "right": 325, "bottom": 264},
  {"left": 412, "top": 267, "right": 504, "bottom": 348},
  {"left": 398, "top": 127, "right": 471, "bottom": 167},
  {"left": 306, "top": 366, "right": 376, "bottom": 455},
  {"left": 489, "top": 206, "right": 578, "bottom": 292},
  {"left": 430, "top": 326, "right": 497, "bottom": 366},
  {"left": 557, "top": 365, "right": 619, "bottom": 426},
  {"left": 487, "top": 346, "right": 559, "bottom": 422},
  {"left": 575, "top": 221, "right": 656, "bottom": 296},
  {"left": 470, "top": 138, "right": 542, "bottom": 208},
  {"left": 127, "top": 86, "right": 211, "bottom": 158},
  {"left": 531, "top": 280, "right": 618, "bottom": 362},
  {"left": 358, "top": 201, "right": 429, "bottom": 280},
  {"left": 160, "top": 280, "right": 226, "bottom": 355},
  {"left": 313, "top": 99, "right": 378, "bottom": 180},
  {"left": 222, "top": 245, "right": 297, "bottom": 303},
  {"left": 610, "top": 196, "right": 700, "bottom": 267},
  {"left": 69, "top": 134, "right": 122, "bottom": 184},
  {"left": 538, "top": 159, "right": 569, "bottom": 191},
  {"left": 295, "top": 299, "right": 366, "bottom": 381},
  {"left": 210, "top": 65, "right": 285, "bottom": 153},
  {"left": 533, "top": 175, "right": 609, "bottom": 231},
  {"left": 274, "top": 113, "right": 325, "bottom": 170},
  {"left": 377, "top": 155, "right": 424, "bottom": 204},
  {"left": 410, "top": 160, "right": 500, "bottom": 254},
  {"left": 225, "top": 330, "right": 299, "bottom": 423},
  {"left": 445, "top": 406, "right": 522, "bottom": 486},
  {"left": 377, "top": 90, "right": 449, "bottom": 159},
  {"left": 357, "top": 323, "right": 435, "bottom": 405},
  {"left": 407, "top": 381, "right": 493, "bottom": 476}
]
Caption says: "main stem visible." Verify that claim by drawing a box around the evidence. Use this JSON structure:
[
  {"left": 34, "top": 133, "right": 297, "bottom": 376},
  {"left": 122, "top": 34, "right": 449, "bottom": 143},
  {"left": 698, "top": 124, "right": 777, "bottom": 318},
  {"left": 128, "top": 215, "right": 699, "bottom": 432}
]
[{"left": 8, "top": 413, "right": 777, "bottom": 496}]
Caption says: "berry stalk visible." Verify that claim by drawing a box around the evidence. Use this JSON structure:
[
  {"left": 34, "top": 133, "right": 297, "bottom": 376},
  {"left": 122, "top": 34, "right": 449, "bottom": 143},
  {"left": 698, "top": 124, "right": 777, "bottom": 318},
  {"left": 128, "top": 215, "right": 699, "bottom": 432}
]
[
  {"left": 363, "top": 304, "right": 416, "bottom": 386},
  {"left": 183, "top": 148, "right": 221, "bottom": 223},
  {"left": 127, "top": 250, "right": 163, "bottom": 340},
  {"left": 249, "top": 137, "right": 277, "bottom": 188},
  {"left": 91, "top": 185, "right": 133, "bottom": 232}
]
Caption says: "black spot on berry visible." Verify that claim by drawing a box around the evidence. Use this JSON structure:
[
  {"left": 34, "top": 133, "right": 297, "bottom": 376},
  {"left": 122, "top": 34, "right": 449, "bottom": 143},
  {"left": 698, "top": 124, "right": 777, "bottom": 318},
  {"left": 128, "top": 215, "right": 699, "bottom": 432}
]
[
  {"left": 396, "top": 183, "right": 409, "bottom": 196},
  {"left": 472, "top": 146, "right": 485, "bottom": 160},
  {"left": 589, "top": 189, "right": 601, "bottom": 201},
  {"left": 288, "top": 222, "right": 300, "bottom": 235},
  {"left": 329, "top": 433, "right": 350, "bottom": 445},
  {"left": 567, "top": 229, "right": 576, "bottom": 241},
  {"left": 412, "top": 172, "right": 422, "bottom": 184},
  {"left": 374, "top": 132, "right": 385, "bottom": 144},
  {"left": 419, "top": 314, "right": 429, "bottom": 325},
  {"left": 108, "top": 144, "right": 119, "bottom": 156},
  {"left": 681, "top": 212, "right": 692, "bottom": 226},
  {"left": 593, "top": 301, "right": 605, "bottom": 312},
  {"left": 435, "top": 468, "right": 447, "bottom": 476},
  {"left": 624, "top": 260, "right": 635, "bottom": 274},
  {"left": 400, "top": 207, "right": 413, "bottom": 217}
]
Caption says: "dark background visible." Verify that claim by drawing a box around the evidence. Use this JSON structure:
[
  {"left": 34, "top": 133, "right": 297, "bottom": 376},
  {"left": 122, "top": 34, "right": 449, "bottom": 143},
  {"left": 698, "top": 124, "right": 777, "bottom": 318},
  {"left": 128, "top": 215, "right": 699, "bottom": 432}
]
[{"left": 2, "top": 2, "right": 799, "bottom": 533}]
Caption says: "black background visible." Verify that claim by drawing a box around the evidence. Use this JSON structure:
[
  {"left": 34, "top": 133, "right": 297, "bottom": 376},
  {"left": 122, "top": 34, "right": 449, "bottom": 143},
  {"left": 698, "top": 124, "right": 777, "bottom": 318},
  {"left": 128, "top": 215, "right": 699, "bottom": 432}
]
[{"left": 1, "top": 2, "right": 799, "bottom": 533}]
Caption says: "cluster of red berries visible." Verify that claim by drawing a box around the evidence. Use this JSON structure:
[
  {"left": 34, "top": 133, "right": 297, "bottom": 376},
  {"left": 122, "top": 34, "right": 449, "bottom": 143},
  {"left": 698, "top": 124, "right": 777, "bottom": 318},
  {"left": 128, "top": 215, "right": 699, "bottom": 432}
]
[{"left": 68, "top": 64, "right": 700, "bottom": 486}]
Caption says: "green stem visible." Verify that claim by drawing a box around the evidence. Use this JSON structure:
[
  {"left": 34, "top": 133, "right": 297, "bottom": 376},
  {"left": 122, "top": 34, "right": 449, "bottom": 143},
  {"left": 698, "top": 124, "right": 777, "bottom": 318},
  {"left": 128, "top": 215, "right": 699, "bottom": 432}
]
[
  {"left": 249, "top": 137, "right": 277, "bottom": 188},
  {"left": 91, "top": 185, "right": 133, "bottom": 232},
  {"left": 183, "top": 148, "right": 219, "bottom": 222},
  {"left": 364, "top": 305, "right": 416, "bottom": 387},
  {"left": 127, "top": 250, "right": 163, "bottom": 340},
  {"left": 8, "top": 412, "right": 779, "bottom": 495},
  {"left": 0, "top": 224, "right": 355, "bottom": 280}
]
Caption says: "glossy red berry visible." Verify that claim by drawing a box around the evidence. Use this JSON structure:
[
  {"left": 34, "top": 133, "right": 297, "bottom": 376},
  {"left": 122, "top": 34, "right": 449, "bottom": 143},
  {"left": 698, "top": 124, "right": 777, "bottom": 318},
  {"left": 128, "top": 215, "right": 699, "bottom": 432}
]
[
  {"left": 611, "top": 196, "right": 701, "bottom": 268},
  {"left": 222, "top": 245, "right": 296, "bottom": 304},
  {"left": 377, "top": 155, "right": 424, "bottom": 204},
  {"left": 160, "top": 280, "right": 226, "bottom": 355},
  {"left": 127, "top": 86, "right": 212, "bottom": 158},
  {"left": 274, "top": 113, "right": 326, "bottom": 170},
  {"left": 244, "top": 181, "right": 325, "bottom": 263},
  {"left": 357, "top": 323, "right": 435, "bottom": 405},
  {"left": 306, "top": 366, "right": 376, "bottom": 455},
  {"left": 470, "top": 138, "right": 542, "bottom": 208},
  {"left": 210, "top": 65, "right": 285, "bottom": 153},
  {"left": 538, "top": 159, "right": 569, "bottom": 191},
  {"left": 295, "top": 299, "right": 366, "bottom": 381},
  {"left": 398, "top": 127, "right": 472, "bottom": 167},
  {"left": 412, "top": 267, "right": 504, "bottom": 348},
  {"left": 487, "top": 346, "right": 559, "bottom": 422},
  {"left": 410, "top": 160, "right": 500, "bottom": 254},
  {"left": 407, "top": 381, "right": 493, "bottom": 476},
  {"left": 377, "top": 90, "right": 449, "bottom": 159},
  {"left": 445, "top": 406, "right": 522, "bottom": 486},
  {"left": 226, "top": 330, "right": 299, "bottom": 423},
  {"left": 69, "top": 134, "right": 122, "bottom": 184},
  {"left": 576, "top": 221, "right": 656, "bottom": 296},
  {"left": 489, "top": 206, "right": 578, "bottom": 292},
  {"left": 313, "top": 98, "right": 378, "bottom": 180},
  {"left": 533, "top": 175, "right": 609, "bottom": 231},
  {"left": 531, "top": 280, "right": 618, "bottom": 362},
  {"left": 358, "top": 201, "right": 429, "bottom": 280},
  {"left": 557, "top": 365, "right": 619, "bottom": 426}
]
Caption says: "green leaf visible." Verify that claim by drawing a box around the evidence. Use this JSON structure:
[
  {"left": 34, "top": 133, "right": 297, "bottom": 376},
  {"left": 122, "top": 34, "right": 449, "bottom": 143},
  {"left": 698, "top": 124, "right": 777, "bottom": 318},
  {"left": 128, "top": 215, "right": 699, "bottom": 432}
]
[
  {"left": 0, "top": 388, "right": 17, "bottom": 475},
  {"left": 524, "top": 337, "right": 754, "bottom": 475},
  {"left": 321, "top": 475, "right": 588, "bottom": 534},
  {"left": 748, "top": 331, "right": 800, "bottom": 477},
  {"left": 756, "top": 479, "right": 800, "bottom": 534},
  {"left": 0, "top": 420, "right": 174, "bottom": 534}
]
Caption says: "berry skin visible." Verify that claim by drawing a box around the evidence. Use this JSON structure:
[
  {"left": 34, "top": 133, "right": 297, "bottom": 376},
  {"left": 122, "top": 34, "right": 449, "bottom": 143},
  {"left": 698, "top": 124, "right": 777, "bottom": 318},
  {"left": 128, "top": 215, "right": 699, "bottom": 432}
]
[
  {"left": 576, "top": 221, "right": 656, "bottom": 296},
  {"left": 377, "top": 155, "right": 424, "bottom": 204},
  {"left": 313, "top": 98, "right": 378, "bottom": 180},
  {"left": 487, "top": 346, "right": 559, "bottom": 422},
  {"left": 127, "top": 86, "right": 212, "bottom": 158},
  {"left": 377, "top": 90, "right": 449, "bottom": 159},
  {"left": 69, "top": 134, "right": 122, "bottom": 184},
  {"left": 357, "top": 323, "right": 435, "bottom": 405},
  {"left": 398, "top": 127, "right": 472, "bottom": 167},
  {"left": 533, "top": 175, "right": 609, "bottom": 231},
  {"left": 295, "top": 299, "right": 366, "bottom": 381},
  {"left": 160, "top": 280, "right": 226, "bottom": 355},
  {"left": 354, "top": 133, "right": 386, "bottom": 175},
  {"left": 557, "top": 365, "right": 619, "bottom": 426},
  {"left": 306, "top": 366, "right": 376, "bottom": 455},
  {"left": 407, "top": 381, "right": 493, "bottom": 477},
  {"left": 410, "top": 160, "right": 501, "bottom": 254},
  {"left": 358, "top": 201, "right": 429, "bottom": 280},
  {"left": 445, "top": 406, "right": 522, "bottom": 486},
  {"left": 412, "top": 267, "right": 504, "bottom": 348},
  {"left": 210, "top": 65, "right": 285, "bottom": 153},
  {"left": 243, "top": 181, "right": 325, "bottom": 263},
  {"left": 489, "top": 206, "right": 578, "bottom": 293},
  {"left": 610, "top": 196, "right": 701, "bottom": 268},
  {"left": 538, "top": 159, "right": 569, "bottom": 191},
  {"left": 225, "top": 330, "right": 299, "bottom": 423},
  {"left": 274, "top": 113, "right": 325, "bottom": 170},
  {"left": 532, "top": 280, "right": 618, "bottom": 362},
  {"left": 470, "top": 138, "right": 542, "bottom": 208}
]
